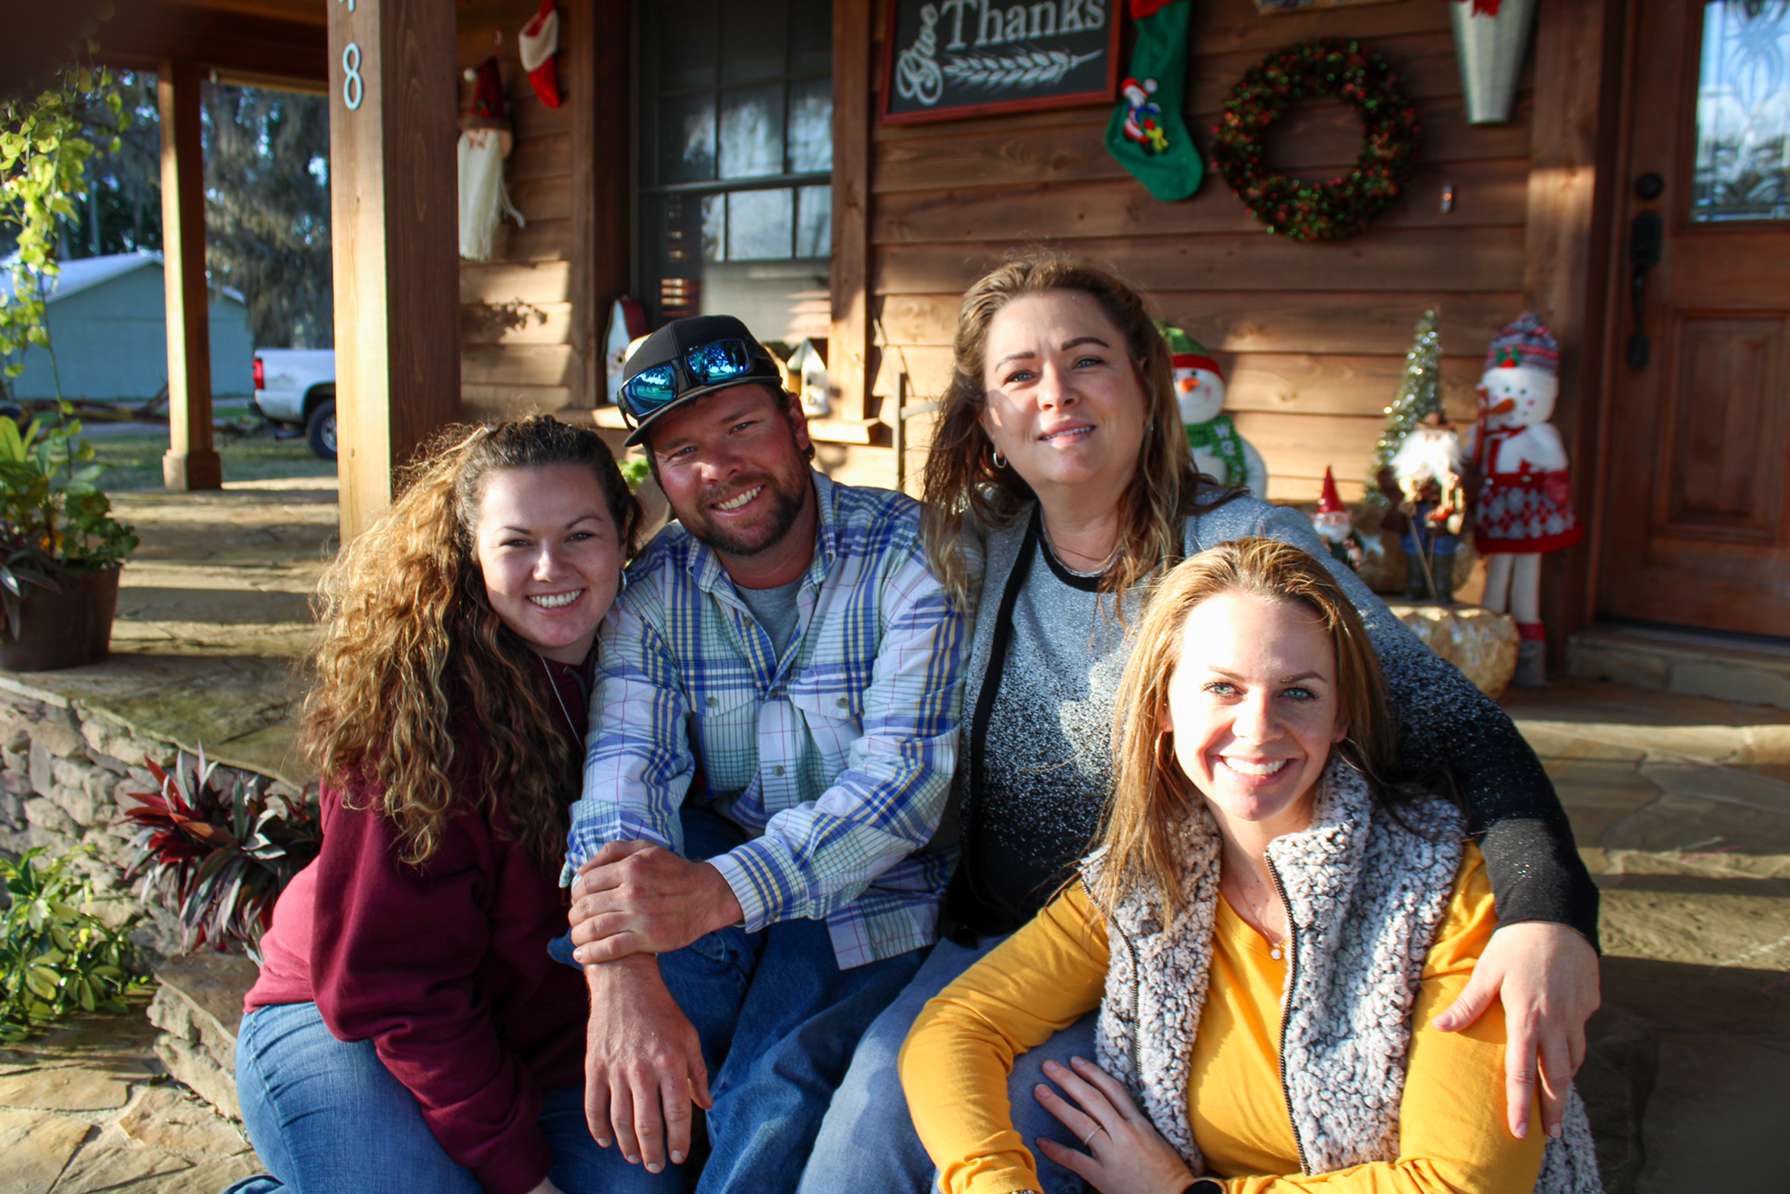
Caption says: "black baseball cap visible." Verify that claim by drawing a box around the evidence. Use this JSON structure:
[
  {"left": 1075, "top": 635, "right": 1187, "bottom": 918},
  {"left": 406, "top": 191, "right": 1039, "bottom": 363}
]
[{"left": 618, "top": 314, "right": 785, "bottom": 447}]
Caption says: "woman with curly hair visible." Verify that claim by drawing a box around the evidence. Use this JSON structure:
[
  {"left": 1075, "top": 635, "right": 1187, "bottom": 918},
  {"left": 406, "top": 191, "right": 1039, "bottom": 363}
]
[{"left": 229, "top": 417, "right": 641, "bottom": 1194}]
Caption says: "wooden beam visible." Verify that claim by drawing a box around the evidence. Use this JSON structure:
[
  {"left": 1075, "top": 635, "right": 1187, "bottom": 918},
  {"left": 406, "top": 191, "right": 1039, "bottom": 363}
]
[
  {"left": 97, "top": 4, "right": 328, "bottom": 84},
  {"left": 1523, "top": 0, "right": 1626, "bottom": 650},
  {"left": 828, "top": 0, "right": 873, "bottom": 429},
  {"left": 567, "top": 0, "right": 631, "bottom": 408},
  {"left": 328, "top": 0, "right": 461, "bottom": 542},
  {"left": 157, "top": 61, "right": 221, "bottom": 492}
]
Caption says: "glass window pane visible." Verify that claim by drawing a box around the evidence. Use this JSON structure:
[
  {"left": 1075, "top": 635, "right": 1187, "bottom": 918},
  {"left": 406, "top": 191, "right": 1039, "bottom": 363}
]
[
  {"left": 789, "top": 0, "right": 832, "bottom": 77},
  {"left": 729, "top": 189, "right": 794, "bottom": 260},
  {"left": 722, "top": 4, "right": 786, "bottom": 85},
  {"left": 659, "top": 0, "right": 717, "bottom": 92},
  {"left": 795, "top": 184, "right": 831, "bottom": 258},
  {"left": 702, "top": 194, "right": 726, "bottom": 263},
  {"left": 1692, "top": 1, "right": 1790, "bottom": 223},
  {"left": 719, "top": 84, "right": 785, "bottom": 179},
  {"left": 662, "top": 93, "right": 717, "bottom": 184},
  {"left": 788, "top": 78, "right": 833, "bottom": 173}
]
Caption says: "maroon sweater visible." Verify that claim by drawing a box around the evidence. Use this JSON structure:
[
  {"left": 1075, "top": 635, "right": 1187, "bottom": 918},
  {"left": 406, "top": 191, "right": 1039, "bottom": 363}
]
[{"left": 246, "top": 656, "right": 590, "bottom": 1194}]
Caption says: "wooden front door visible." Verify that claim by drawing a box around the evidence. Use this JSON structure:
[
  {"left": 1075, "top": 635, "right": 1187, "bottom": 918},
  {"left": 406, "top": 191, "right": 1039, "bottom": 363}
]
[{"left": 1598, "top": 0, "right": 1790, "bottom": 637}]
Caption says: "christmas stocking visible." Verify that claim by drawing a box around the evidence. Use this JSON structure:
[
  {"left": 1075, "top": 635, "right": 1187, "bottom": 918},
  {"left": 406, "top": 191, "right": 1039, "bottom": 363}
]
[{"left": 1105, "top": 0, "right": 1202, "bottom": 202}]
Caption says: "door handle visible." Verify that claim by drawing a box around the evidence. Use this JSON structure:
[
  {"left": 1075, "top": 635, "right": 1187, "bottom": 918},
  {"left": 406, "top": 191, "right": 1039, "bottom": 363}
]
[{"left": 1628, "top": 209, "right": 1663, "bottom": 370}]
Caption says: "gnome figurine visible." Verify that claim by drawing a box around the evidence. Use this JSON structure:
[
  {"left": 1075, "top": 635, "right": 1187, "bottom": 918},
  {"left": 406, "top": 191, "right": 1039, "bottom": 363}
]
[
  {"left": 1160, "top": 323, "right": 1268, "bottom": 497},
  {"left": 1463, "top": 313, "right": 1583, "bottom": 685},
  {"left": 1311, "top": 467, "right": 1366, "bottom": 571},
  {"left": 1391, "top": 412, "right": 1468, "bottom": 603}
]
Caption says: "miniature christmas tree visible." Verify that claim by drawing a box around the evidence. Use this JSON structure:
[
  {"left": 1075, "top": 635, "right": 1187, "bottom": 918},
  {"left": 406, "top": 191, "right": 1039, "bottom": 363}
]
[{"left": 1367, "top": 309, "right": 1443, "bottom": 504}]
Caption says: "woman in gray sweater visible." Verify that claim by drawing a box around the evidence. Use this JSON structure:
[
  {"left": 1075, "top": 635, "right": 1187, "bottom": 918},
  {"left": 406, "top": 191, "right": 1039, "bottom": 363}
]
[{"left": 798, "top": 256, "right": 1599, "bottom": 1193}]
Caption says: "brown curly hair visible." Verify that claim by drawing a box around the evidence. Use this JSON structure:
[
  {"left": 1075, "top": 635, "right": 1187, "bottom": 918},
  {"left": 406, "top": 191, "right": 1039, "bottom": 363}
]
[
  {"left": 920, "top": 253, "right": 1227, "bottom": 607},
  {"left": 301, "top": 416, "right": 642, "bottom": 874}
]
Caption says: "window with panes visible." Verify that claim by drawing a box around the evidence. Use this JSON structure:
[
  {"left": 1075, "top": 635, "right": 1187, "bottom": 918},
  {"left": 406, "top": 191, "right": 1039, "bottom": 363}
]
[{"left": 635, "top": 0, "right": 833, "bottom": 343}]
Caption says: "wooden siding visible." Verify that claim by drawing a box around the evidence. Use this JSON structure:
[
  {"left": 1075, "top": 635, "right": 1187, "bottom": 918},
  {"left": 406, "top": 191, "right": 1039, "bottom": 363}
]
[
  {"left": 864, "top": 0, "right": 1537, "bottom": 502},
  {"left": 455, "top": 1, "right": 629, "bottom": 424}
]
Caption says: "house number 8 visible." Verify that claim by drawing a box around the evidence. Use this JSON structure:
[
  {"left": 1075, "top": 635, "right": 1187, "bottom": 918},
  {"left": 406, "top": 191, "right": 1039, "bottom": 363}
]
[{"left": 342, "top": 43, "right": 364, "bottom": 111}]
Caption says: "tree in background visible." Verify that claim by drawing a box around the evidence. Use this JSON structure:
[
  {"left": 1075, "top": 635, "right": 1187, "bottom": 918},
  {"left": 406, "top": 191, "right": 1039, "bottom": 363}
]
[
  {"left": 1, "top": 75, "right": 332, "bottom": 350},
  {"left": 1366, "top": 308, "right": 1443, "bottom": 504}
]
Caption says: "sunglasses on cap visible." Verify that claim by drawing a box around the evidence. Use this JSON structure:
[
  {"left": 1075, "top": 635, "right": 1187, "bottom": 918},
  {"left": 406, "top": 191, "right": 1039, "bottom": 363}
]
[{"left": 618, "top": 337, "right": 777, "bottom": 428}]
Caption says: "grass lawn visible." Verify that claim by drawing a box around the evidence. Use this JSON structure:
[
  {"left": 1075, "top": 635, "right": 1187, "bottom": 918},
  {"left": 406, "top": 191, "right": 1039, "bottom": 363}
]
[{"left": 90, "top": 427, "right": 336, "bottom": 491}]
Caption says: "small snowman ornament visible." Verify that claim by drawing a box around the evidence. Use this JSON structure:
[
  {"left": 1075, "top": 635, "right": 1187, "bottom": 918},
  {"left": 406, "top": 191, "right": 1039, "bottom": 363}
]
[
  {"left": 1160, "top": 323, "right": 1268, "bottom": 497},
  {"left": 1462, "top": 312, "right": 1583, "bottom": 685}
]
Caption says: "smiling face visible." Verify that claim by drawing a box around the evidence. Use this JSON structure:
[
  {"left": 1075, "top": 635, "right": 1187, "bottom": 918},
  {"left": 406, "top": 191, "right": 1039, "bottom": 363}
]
[
  {"left": 1174, "top": 363, "right": 1225, "bottom": 425},
  {"left": 1165, "top": 589, "right": 1345, "bottom": 840},
  {"left": 646, "top": 382, "right": 817, "bottom": 584},
  {"left": 474, "top": 463, "right": 625, "bottom": 665},
  {"left": 1477, "top": 363, "right": 1558, "bottom": 430},
  {"left": 977, "top": 290, "right": 1151, "bottom": 509}
]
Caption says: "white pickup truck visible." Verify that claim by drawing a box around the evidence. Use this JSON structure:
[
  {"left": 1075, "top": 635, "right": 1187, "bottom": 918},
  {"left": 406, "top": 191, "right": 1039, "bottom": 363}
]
[{"left": 252, "top": 348, "right": 336, "bottom": 460}]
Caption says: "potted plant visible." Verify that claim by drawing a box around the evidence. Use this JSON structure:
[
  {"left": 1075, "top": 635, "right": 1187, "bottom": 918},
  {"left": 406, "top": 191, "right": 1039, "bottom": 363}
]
[
  {"left": 0, "top": 406, "right": 136, "bottom": 669},
  {"left": 0, "top": 62, "right": 136, "bottom": 668}
]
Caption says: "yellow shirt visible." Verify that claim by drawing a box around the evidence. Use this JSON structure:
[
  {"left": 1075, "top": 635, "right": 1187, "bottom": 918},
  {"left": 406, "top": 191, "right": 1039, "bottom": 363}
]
[{"left": 898, "top": 845, "right": 1545, "bottom": 1194}]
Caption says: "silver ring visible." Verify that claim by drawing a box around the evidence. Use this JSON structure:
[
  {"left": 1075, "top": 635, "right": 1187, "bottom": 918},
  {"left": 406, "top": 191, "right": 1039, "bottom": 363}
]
[{"left": 1080, "top": 1125, "right": 1102, "bottom": 1149}]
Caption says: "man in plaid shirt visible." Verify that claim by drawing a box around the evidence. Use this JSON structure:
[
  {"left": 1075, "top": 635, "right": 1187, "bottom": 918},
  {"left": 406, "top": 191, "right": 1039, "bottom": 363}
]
[{"left": 556, "top": 314, "right": 968, "bottom": 1190}]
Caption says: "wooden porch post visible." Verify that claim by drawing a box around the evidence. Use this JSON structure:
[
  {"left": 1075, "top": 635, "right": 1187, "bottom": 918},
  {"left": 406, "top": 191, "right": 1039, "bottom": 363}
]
[
  {"left": 327, "top": 0, "right": 460, "bottom": 543},
  {"left": 1523, "top": 0, "right": 1625, "bottom": 646},
  {"left": 158, "top": 61, "right": 222, "bottom": 492},
  {"left": 829, "top": 0, "right": 873, "bottom": 430}
]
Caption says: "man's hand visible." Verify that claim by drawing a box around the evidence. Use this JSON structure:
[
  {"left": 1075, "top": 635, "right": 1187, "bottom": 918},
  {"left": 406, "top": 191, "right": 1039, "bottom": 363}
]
[
  {"left": 1432, "top": 921, "right": 1600, "bottom": 1139},
  {"left": 1032, "top": 1057, "right": 1196, "bottom": 1194},
  {"left": 569, "top": 841, "right": 744, "bottom": 963},
  {"left": 583, "top": 955, "right": 712, "bottom": 1173}
]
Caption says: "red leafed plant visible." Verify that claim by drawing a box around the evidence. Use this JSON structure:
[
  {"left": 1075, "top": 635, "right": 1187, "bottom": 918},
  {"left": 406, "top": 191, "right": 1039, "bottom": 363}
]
[{"left": 120, "top": 751, "right": 320, "bottom": 959}]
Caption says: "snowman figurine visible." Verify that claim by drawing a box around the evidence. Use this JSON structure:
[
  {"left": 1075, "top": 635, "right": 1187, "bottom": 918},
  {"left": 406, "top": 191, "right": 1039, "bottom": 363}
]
[
  {"left": 1462, "top": 313, "right": 1583, "bottom": 686},
  {"left": 1160, "top": 323, "right": 1268, "bottom": 497}
]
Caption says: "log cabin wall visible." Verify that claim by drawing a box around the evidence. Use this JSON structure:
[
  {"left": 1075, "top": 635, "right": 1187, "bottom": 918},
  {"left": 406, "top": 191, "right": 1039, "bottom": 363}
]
[
  {"left": 867, "top": 0, "right": 1536, "bottom": 504},
  {"left": 455, "top": 1, "right": 629, "bottom": 424}
]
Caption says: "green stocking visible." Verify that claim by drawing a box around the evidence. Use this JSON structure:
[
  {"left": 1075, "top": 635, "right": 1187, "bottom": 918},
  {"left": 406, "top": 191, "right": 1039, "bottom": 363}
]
[{"left": 1105, "top": 0, "right": 1203, "bottom": 202}]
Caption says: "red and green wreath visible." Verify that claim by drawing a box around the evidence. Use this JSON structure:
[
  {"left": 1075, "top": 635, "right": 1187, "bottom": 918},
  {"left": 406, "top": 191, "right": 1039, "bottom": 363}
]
[{"left": 1212, "top": 39, "right": 1420, "bottom": 242}]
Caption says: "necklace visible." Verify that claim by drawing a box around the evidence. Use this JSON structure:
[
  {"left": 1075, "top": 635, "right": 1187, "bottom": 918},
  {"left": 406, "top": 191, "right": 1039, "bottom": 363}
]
[
  {"left": 1040, "top": 520, "right": 1118, "bottom": 577},
  {"left": 1223, "top": 867, "right": 1288, "bottom": 959},
  {"left": 539, "top": 654, "right": 582, "bottom": 740}
]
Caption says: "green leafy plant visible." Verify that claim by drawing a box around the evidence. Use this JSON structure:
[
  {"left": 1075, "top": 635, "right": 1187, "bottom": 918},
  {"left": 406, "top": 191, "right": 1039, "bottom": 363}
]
[
  {"left": 0, "top": 406, "right": 137, "bottom": 636},
  {"left": 619, "top": 456, "right": 651, "bottom": 493},
  {"left": 0, "top": 846, "right": 146, "bottom": 1040},
  {"left": 122, "top": 751, "right": 322, "bottom": 959},
  {"left": 0, "top": 60, "right": 135, "bottom": 638}
]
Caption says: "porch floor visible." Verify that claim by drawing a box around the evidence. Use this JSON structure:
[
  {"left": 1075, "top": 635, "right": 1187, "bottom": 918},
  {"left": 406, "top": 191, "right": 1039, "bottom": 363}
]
[{"left": 2, "top": 486, "right": 1785, "bottom": 1191}]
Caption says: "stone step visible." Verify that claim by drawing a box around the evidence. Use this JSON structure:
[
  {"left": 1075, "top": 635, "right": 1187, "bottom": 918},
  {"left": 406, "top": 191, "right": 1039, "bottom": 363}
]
[
  {"left": 1567, "top": 626, "right": 1790, "bottom": 712},
  {"left": 145, "top": 953, "right": 260, "bottom": 1123}
]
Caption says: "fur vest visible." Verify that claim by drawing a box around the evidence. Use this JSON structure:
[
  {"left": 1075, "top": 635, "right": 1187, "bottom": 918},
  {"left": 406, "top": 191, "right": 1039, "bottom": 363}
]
[{"left": 1081, "top": 761, "right": 1601, "bottom": 1191}]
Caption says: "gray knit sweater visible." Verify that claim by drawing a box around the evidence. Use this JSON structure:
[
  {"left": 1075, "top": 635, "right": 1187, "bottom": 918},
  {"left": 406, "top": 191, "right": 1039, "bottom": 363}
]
[
  {"left": 1081, "top": 760, "right": 1602, "bottom": 1190},
  {"left": 945, "top": 496, "right": 1597, "bottom": 943}
]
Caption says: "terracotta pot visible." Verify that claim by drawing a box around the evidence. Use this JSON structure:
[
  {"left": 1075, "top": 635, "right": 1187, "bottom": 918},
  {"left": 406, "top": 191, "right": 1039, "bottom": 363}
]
[{"left": 0, "top": 565, "right": 122, "bottom": 671}]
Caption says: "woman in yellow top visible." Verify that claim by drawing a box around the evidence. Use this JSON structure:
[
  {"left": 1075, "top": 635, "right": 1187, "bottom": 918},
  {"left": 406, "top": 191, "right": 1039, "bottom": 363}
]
[{"left": 899, "top": 538, "right": 1602, "bottom": 1194}]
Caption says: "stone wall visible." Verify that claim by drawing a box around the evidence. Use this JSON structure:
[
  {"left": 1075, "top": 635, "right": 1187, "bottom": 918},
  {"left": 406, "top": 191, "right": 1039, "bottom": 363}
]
[{"left": 0, "top": 681, "right": 293, "bottom": 959}]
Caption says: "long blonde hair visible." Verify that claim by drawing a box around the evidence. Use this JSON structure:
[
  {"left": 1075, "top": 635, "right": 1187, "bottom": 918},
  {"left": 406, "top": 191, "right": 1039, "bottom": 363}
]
[
  {"left": 1091, "top": 538, "right": 1405, "bottom": 925},
  {"left": 302, "top": 417, "right": 642, "bottom": 874},
  {"left": 920, "top": 254, "right": 1223, "bottom": 606}
]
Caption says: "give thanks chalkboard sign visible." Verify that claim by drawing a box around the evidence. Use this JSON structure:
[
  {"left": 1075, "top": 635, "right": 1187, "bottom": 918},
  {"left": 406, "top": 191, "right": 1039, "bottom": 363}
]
[{"left": 881, "top": 0, "right": 1122, "bottom": 124}]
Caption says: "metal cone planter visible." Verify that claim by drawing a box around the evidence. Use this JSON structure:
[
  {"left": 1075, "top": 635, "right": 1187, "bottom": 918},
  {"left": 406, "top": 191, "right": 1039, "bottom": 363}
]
[{"left": 1450, "top": 0, "right": 1539, "bottom": 125}]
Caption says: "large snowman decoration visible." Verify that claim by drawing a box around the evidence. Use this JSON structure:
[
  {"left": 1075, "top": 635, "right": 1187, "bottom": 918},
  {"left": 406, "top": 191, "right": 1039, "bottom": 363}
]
[
  {"left": 1161, "top": 323, "right": 1268, "bottom": 497},
  {"left": 1462, "top": 312, "right": 1582, "bottom": 686}
]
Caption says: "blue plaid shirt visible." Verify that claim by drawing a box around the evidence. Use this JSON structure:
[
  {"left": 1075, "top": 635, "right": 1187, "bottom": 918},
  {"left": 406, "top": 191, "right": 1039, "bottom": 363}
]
[{"left": 564, "top": 471, "right": 968, "bottom": 968}]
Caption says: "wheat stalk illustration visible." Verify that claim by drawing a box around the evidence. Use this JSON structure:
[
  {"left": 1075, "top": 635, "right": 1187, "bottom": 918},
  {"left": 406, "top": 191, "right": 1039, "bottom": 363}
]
[{"left": 942, "top": 49, "right": 1099, "bottom": 89}]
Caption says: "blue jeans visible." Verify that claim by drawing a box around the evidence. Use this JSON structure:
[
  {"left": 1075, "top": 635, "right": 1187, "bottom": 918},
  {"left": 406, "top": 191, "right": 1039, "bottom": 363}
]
[
  {"left": 227, "top": 1000, "right": 605, "bottom": 1193},
  {"left": 796, "top": 933, "right": 1098, "bottom": 1194},
  {"left": 550, "top": 805, "right": 927, "bottom": 1193}
]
